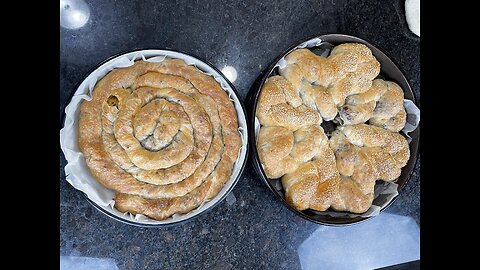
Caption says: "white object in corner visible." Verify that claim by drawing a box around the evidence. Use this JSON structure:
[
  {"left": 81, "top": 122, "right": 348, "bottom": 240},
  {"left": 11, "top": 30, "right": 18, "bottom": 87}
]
[{"left": 405, "top": 0, "right": 420, "bottom": 36}]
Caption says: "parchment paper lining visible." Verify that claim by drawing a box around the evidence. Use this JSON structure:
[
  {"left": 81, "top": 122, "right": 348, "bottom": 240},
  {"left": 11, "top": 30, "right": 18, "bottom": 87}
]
[
  {"left": 60, "top": 50, "right": 248, "bottom": 225},
  {"left": 254, "top": 39, "right": 420, "bottom": 218}
]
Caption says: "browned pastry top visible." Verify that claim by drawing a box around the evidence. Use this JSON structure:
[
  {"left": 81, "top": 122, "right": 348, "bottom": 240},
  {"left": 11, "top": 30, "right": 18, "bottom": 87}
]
[
  {"left": 256, "top": 43, "right": 410, "bottom": 214},
  {"left": 78, "top": 59, "right": 241, "bottom": 220}
]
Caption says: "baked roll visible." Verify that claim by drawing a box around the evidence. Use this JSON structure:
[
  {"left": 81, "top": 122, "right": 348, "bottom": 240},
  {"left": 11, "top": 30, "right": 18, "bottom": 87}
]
[
  {"left": 281, "top": 128, "right": 339, "bottom": 211},
  {"left": 256, "top": 75, "right": 321, "bottom": 130},
  {"left": 329, "top": 124, "right": 410, "bottom": 213},
  {"left": 368, "top": 80, "right": 407, "bottom": 132},
  {"left": 280, "top": 43, "right": 380, "bottom": 107},
  {"left": 256, "top": 43, "right": 411, "bottom": 214}
]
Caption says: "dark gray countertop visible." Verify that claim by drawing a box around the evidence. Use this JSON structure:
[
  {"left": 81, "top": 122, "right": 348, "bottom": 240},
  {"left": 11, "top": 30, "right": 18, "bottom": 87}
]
[{"left": 60, "top": 0, "right": 420, "bottom": 269}]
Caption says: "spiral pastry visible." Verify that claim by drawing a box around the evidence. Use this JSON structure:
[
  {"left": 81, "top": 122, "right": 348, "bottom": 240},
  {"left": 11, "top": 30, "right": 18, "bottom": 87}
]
[
  {"left": 256, "top": 43, "right": 410, "bottom": 214},
  {"left": 78, "top": 59, "right": 241, "bottom": 220}
]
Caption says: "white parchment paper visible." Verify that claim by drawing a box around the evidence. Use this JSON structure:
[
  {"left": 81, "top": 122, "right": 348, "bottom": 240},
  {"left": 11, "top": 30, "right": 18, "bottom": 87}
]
[
  {"left": 60, "top": 50, "right": 248, "bottom": 225},
  {"left": 254, "top": 39, "right": 420, "bottom": 218}
]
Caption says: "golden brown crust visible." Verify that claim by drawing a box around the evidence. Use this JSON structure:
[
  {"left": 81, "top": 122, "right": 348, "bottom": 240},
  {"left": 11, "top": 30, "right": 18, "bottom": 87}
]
[
  {"left": 369, "top": 80, "right": 407, "bottom": 132},
  {"left": 281, "top": 131, "right": 340, "bottom": 211},
  {"left": 329, "top": 124, "right": 410, "bottom": 213},
  {"left": 279, "top": 46, "right": 405, "bottom": 129},
  {"left": 256, "top": 43, "right": 411, "bottom": 214},
  {"left": 281, "top": 44, "right": 380, "bottom": 107},
  {"left": 78, "top": 59, "right": 241, "bottom": 221},
  {"left": 114, "top": 180, "right": 212, "bottom": 221},
  {"left": 256, "top": 76, "right": 321, "bottom": 130},
  {"left": 256, "top": 125, "right": 328, "bottom": 179},
  {"left": 332, "top": 176, "right": 374, "bottom": 214},
  {"left": 337, "top": 78, "right": 387, "bottom": 125},
  {"left": 257, "top": 126, "right": 298, "bottom": 179}
]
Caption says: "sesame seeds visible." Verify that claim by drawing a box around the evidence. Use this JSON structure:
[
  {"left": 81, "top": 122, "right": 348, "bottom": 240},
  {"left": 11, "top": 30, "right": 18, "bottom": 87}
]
[{"left": 256, "top": 43, "right": 409, "bottom": 213}]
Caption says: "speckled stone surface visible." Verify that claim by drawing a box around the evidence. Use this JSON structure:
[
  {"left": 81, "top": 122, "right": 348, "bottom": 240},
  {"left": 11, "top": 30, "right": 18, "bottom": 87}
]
[{"left": 60, "top": 0, "right": 420, "bottom": 269}]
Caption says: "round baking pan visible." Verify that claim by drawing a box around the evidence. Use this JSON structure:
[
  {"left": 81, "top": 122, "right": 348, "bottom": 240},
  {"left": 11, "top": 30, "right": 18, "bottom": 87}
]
[
  {"left": 247, "top": 34, "right": 420, "bottom": 226},
  {"left": 60, "top": 49, "right": 249, "bottom": 227}
]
